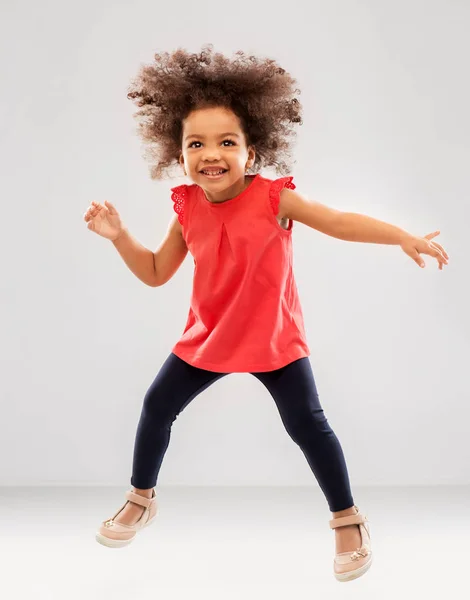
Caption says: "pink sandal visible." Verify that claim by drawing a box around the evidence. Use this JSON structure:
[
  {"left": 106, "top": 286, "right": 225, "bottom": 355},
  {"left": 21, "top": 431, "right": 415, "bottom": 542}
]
[
  {"left": 329, "top": 505, "right": 373, "bottom": 582},
  {"left": 96, "top": 489, "right": 158, "bottom": 548}
]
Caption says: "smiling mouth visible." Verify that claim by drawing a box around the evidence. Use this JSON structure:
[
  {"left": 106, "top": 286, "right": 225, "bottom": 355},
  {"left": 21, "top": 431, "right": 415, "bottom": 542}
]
[{"left": 200, "top": 169, "right": 228, "bottom": 178}]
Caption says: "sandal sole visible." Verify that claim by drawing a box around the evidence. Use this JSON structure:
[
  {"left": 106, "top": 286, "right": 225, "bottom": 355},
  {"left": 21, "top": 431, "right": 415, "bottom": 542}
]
[
  {"left": 334, "top": 553, "right": 373, "bottom": 582},
  {"left": 95, "top": 514, "right": 157, "bottom": 548}
]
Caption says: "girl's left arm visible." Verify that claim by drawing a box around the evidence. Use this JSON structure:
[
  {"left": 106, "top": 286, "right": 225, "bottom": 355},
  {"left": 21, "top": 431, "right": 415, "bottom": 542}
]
[{"left": 280, "top": 187, "right": 450, "bottom": 270}]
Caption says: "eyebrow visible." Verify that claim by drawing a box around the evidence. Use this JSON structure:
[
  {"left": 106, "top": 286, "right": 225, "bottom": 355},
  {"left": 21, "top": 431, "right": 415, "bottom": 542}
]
[{"left": 184, "top": 132, "right": 241, "bottom": 141}]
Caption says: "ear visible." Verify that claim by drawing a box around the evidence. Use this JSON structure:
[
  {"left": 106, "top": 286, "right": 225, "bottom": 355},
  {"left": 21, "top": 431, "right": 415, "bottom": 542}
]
[
  {"left": 179, "top": 154, "right": 187, "bottom": 175},
  {"left": 246, "top": 146, "right": 256, "bottom": 169}
]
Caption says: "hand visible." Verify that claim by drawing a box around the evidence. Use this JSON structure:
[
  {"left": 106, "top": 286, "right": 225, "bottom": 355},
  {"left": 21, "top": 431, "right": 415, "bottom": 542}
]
[
  {"left": 400, "top": 231, "right": 449, "bottom": 270},
  {"left": 83, "top": 200, "right": 126, "bottom": 241}
]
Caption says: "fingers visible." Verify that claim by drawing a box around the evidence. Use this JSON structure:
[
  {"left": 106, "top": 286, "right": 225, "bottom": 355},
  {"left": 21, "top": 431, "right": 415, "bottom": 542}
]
[
  {"left": 104, "top": 200, "right": 116, "bottom": 214},
  {"left": 423, "top": 231, "right": 450, "bottom": 267},
  {"left": 411, "top": 249, "right": 426, "bottom": 268},
  {"left": 430, "top": 241, "right": 449, "bottom": 260},
  {"left": 83, "top": 200, "right": 116, "bottom": 220},
  {"left": 431, "top": 252, "right": 446, "bottom": 269},
  {"left": 422, "top": 247, "right": 447, "bottom": 270},
  {"left": 429, "top": 243, "right": 449, "bottom": 267},
  {"left": 413, "top": 246, "right": 448, "bottom": 270},
  {"left": 83, "top": 201, "right": 106, "bottom": 222}
]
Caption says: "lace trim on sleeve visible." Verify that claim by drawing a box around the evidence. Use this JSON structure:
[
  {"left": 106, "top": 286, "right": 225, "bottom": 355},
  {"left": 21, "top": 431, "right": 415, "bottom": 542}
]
[
  {"left": 170, "top": 185, "right": 187, "bottom": 226},
  {"left": 269, "top": 176, "right": 296, "bottom": 215}
]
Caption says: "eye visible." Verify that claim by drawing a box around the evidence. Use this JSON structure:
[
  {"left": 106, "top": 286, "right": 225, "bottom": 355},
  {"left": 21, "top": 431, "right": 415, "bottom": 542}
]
[{"left": 188, "top": 139, "right": 236, "bottom": 148}]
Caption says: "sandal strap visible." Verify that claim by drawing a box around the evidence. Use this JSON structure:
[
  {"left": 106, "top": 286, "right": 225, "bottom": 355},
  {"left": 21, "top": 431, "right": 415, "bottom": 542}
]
[
  {"left": 125, "top": 490, "right": 154, "bottom": 509},
  {"left": 329, "top": 506, "right": 367, "bottom": 530}
]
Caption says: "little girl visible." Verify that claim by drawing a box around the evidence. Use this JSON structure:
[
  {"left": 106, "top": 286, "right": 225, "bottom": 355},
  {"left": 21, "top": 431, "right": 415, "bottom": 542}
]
[{"left": 84, "top": 45, "right": 448, "bottom": 582}]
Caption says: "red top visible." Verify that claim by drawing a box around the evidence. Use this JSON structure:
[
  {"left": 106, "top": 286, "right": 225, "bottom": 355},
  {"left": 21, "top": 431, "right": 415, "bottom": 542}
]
[{"left": 170, "top": 173, "right": 310, "bottom": 373}]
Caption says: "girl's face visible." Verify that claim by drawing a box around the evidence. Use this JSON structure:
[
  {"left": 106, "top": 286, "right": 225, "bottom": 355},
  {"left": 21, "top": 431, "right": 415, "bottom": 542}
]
[{"left": 179, "top": 106, "right": 256, "bottom": 202}]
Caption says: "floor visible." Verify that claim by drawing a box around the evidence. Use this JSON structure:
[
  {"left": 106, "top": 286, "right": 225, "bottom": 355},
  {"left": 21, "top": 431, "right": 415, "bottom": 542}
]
[{"left": 1, "top": 485, "right": 467, "bottom": 599}]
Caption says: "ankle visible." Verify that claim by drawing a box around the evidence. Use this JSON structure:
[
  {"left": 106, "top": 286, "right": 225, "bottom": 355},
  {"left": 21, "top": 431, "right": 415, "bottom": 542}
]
[
  {"left": 332, "top": 505, "right": 357, "bottom": 518},
  {"left": 132, "top": 486, "right": 154, "bottom": 499}
]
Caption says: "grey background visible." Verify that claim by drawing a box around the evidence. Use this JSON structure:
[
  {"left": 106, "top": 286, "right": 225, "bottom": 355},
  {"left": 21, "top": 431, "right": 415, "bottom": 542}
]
[{"left": 1, "top": 0, "right": 468, "bottom": 488}]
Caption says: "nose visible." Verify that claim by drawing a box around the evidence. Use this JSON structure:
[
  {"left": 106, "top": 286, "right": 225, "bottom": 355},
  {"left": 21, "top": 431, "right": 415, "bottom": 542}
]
[{"left": 201, "top": 146, "right": 221, "bottom": 161}]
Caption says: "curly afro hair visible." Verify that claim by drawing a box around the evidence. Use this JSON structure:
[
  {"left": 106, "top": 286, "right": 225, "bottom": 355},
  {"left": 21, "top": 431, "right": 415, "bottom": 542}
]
[{"left": 126, "top": 44, "right": 303, "bottom": 180}]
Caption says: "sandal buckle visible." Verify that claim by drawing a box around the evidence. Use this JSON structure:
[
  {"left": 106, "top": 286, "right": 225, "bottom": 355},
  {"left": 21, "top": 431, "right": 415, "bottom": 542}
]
[{"left": 350, "top": 548, "right": 368, "bottom": 561}]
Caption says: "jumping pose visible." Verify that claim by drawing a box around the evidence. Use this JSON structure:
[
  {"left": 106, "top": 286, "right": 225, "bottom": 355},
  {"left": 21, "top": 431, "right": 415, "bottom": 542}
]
[{"left": 84, "top": 45, "right": 449, "bottom": 582}]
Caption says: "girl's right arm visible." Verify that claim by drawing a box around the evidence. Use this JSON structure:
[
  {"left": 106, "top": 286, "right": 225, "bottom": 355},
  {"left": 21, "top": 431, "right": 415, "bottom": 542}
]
[
  {"left": 148, "top": 213, "right": 188, "bottom": 287},
  {"left": 84, "top": 200, "right": 188, "bottom": 287},
  {"left": 112, "top": 215, "right": 187, "bottom": 287}
]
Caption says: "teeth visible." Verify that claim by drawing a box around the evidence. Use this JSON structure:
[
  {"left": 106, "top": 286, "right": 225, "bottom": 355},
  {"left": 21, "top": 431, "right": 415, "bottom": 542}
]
[{"left": 202, "top": 170, "right": 225, "bottom": 175}]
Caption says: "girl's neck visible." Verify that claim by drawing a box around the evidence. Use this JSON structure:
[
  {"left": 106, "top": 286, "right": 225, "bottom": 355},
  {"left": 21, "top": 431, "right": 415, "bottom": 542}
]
[{"left": 203, "top": 174, "right": 255, "bottom": 204}]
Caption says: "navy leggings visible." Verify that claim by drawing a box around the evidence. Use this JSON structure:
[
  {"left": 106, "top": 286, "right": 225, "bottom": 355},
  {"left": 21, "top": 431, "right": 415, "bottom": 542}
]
[{"left": 130, "top": 353, "right": 354, "bottom": 512}]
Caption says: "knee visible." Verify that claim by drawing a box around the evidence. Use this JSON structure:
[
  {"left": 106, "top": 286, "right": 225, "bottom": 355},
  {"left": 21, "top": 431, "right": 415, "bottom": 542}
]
[
  {"left": 141, "top": 391, "right": 175, "bottom": 425},
  {"left": 287, "top": 408, "right": 332, "bottom": 441}
]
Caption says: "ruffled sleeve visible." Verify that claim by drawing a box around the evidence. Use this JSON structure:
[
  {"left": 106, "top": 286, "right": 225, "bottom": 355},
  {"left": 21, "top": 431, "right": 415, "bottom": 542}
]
[
  {"left": 269, "top": 176, "right": 296, "bottom": 216},
  {"left": 170, "top": 185, "right": 188, "bottom": 226}
]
